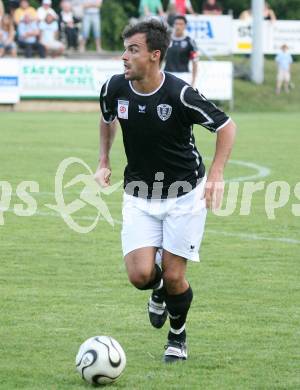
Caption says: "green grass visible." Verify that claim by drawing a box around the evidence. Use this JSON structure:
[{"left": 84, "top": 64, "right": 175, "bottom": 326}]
[
  {"left": 233, "top": 57, "right": 300, "bottom": 112},
  {"left": 0, "top": 112, "right": 300, "bottom": 389}
]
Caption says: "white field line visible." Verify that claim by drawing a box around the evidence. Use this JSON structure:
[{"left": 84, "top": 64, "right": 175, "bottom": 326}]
[
  {"left": 3, "top": 208, "right": 299, "bottom": 245},
  {"left": 8, "top": 159, "right": 272, "bottom": 197},
  {"left": 204, "top": 158, "right": 271, "bottom": 182}
]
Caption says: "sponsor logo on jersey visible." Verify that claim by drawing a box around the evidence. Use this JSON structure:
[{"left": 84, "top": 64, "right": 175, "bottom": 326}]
[
  {"left": 138, "top": 105, "right": 146, "bottom": 114},
  {"left": 118, "top": 100, "right": 129, "bottom": 119},
  {"left": 157, "top": 104, "right": 172, "bottom": 121}
]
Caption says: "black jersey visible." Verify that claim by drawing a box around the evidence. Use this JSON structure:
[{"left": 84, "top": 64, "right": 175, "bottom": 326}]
[
  {"left": 164, "top": 35, "right": 198, "bottom": 73},
  {"left": 100, "top": 72, "right": 230, "bottom": 199}
]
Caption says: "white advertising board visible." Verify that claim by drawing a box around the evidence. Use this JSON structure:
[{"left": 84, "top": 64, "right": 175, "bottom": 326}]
[
  {"left": 0, "top": 59, "right": 20, "bottom": 104},
  {"left": 233, "top": 20, "right": 300, "bottom": 54},
  {"left": 186, "top": 15, "right": 233, "bottom": 56},
  {"left": 5, "top": 59, "right": 232, "bottom": 101},
  {"left": 171, "top": 62, "right": 233, "bottom": 101},
  {"left": 19, "top": 59, "right": 123, "bottom": 98}
]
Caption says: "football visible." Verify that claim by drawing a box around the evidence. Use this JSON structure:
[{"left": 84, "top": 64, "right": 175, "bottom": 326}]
[{"left": 75, "top": 336, "right": 126, "bottom": 386}]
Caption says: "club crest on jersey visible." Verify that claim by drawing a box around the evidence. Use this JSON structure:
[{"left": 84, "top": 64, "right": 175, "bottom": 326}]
[
  {"left": 118, "top": 100, "right": 129, "bottom": 119},
  {"left": 157, "top": 104, "right": 172, "bottom": 121},
  {"left": 181, "top": 41, "right": 188, "bottom": 48}
]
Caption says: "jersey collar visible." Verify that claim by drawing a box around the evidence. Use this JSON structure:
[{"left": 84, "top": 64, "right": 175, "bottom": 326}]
[
  {"left": 129, "top": 72, "right": 165, "bottom": 96},
  {"left": 171, "top": 33, "right": 187, "bottom": 41}
]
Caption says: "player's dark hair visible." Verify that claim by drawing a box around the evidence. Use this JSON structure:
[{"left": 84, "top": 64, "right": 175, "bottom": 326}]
[
  {"left": 122, "top": 19, "right": 171, "bottom": 64},
  {"left": 174, "top": 15, "right": 187, "bottom": 24}
]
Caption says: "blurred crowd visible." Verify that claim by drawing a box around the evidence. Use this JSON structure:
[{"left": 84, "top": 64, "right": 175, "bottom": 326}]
[
  {"left": 0, "top": 0, "right": 277, "bottom": 58},
  {"left": 0, "top": 0, "right": 102, "bottom": 57}
]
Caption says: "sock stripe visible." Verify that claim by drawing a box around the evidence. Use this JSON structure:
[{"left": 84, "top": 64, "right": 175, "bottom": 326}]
[{"left": 170, "top": 324, "right": 186, "bottom": 335}]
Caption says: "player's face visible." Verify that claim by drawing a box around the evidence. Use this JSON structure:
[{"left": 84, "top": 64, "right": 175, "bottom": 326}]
[
  {"left": 122, "top": 33, "right": 156, "bottom": 80},
  {"left": 174, "top": 20, "right": 186, "bottom": 36}
]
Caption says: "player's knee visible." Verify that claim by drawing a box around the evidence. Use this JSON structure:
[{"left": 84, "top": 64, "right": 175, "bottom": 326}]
[
  {"left": 163, "top": 270, "right": 184, "bottom": 292},
  {"left": 128, "top": 270, "right": 152, "bottom": 289}
]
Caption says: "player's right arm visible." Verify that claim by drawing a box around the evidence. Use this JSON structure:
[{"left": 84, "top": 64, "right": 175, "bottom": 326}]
[
  {"left": 95, "top": 78, "right": 117, "bottom": 187},
  {"left": 94, "top": 119, "right": 117, "bottom": 187}
]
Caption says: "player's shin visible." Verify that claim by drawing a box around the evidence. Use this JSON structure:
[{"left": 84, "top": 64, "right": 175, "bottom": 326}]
[{"left": 165, "top": 285, "right": 193, "bottom": 342}]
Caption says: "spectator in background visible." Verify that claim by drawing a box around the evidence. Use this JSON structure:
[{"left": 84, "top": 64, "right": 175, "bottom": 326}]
[
  {"left": 7, "top": 0, "right": 20, "bottom": 17},
  {"left": 70, "top": 0, "right": 83, "bottom": 21},
  {"left": 164, "top": 15, "right": 198, "bottom": 88},
  {"left": 0, "top": 14, "right": 17, "bottom": 57},
  {"left": 202, "top": 0, "right": 222, "bottom": 15},
  {"left": 169, "top": 0, "right": 195, "bottom": 15},
  {"left": 139, "top": 0, "right": 165, "bottom": 19},
  {"left": 239, "top": 2, "right": 276, "bottom": 21},
  {"left": 40, "top": 12, "right": 64, "bottom": 56},
  {"left": 239, "top": 8, "right": 251, "bottom": 21},
  {"left": 80, "top": 0, "right": 102, "bottom": 53},
  {"left": 0, "top": 0, "right": 4, "bottom": 21},
  {"left": 59, "top": 0, "right": 79, "bottom": 51},
  {"left": 14, "top": 0, "right": 37, "bottom": 25},
  {"left": 17, "top": 13, "right": 45, "bottom": 57},
  {"left": 37, "top": 0, "right": 57, "bottom": 22},
  {"left": 264, "top": 2, "right": 276, "bottom": 21},
  {"left": 275, "top": 44, "right": 293, "bottom": 95}
]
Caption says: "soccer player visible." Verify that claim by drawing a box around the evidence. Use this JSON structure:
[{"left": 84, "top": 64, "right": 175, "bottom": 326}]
[
  {"left": 164, "top": 15, "right": 198, "bottom": 88},
  {"left": 95, "top": 19, "right": 236, "bottom": 363}
]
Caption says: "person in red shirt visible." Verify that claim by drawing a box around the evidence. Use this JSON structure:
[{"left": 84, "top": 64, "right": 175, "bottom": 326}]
[
  {"left": 202, "top": 0, "right": 222, "bottom": 15},
  {"left": 170, "top": 0, "right": 195, "bottom": 15}
]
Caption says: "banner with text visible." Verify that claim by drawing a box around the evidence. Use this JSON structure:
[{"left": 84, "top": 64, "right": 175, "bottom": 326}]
[
  {"left": 186, "top": 15, "right": 233, "bottom": 56},
  {"left": 233, "top": 20, "right": 300, "bottom": 54},
  {"left": 8, "top": 59, "right": 232, "bottom": 101}
]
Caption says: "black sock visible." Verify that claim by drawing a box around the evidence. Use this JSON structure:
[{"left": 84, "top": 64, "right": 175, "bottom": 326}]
[
  {"left": 137, "top": 264, "right": 162, "bottom": 290},
  {"left": 165, "top": 286, "right": 193, "bottom": 341},
  {"left": 168, "top": 329, "right": 186, "bottom": 342},
  {"left": 152, "top": 284, "right": 165, "bottom": 304}
]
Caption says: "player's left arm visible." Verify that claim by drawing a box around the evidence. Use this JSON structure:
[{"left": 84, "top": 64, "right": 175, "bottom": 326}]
[
  {"left": 191, "top": 60, "right": 198, "bottom": 88},
  {"left": 205, "top": 119, "right": 236, "bottom": 210},
  {"left": 189, "top": 38, "right": 199, "bottom": 88},
  {"left": 180, "top": 86, "right": 236, "bottom": 209}
]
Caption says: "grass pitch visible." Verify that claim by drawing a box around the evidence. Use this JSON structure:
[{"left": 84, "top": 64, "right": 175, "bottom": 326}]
[{"left": 1, "top": 112, "right": 300, "bottom": 389}]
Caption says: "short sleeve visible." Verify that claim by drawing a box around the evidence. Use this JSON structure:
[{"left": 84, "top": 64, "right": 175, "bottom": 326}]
[
  {"left": 188, "top": 38, "right": 198, "bottom": 61},
  {"left": 99, "top": 78, "right": 116, "bottom": 124},
  {"left": 180, "top": 85, "right": 230, "bottom": 132}
]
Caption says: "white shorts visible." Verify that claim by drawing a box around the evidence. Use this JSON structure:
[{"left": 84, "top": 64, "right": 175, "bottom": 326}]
[
  {"left": 42, "top": 39, "right": 64, "bottom": 50},
  {"left": 121, "top": 178, "right": 207, "bottom": 262},
  {"left": 277, "top": 69, "right": 291, "bottom": 83}
]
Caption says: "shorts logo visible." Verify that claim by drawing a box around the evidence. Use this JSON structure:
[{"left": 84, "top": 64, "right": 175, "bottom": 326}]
[
  {"left": 118, "top": 100, "right": 129, "bottom": 119},
  {"left": 157, "top": 104, "right": 172, "bottom": 121},
  {"left": 190, "top": 245, "right": 195, "bottom": 252}
]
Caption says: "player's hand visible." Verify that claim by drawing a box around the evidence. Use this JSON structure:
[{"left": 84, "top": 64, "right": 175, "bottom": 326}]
[
  {"left": 94, "top": 167, "right": 111, "bottom": 188},
  {"left": 204, "top": 169, "right": 224, "bottom": 210}
]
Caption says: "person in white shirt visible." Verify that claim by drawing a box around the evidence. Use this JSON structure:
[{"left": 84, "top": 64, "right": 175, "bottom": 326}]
[
  {"left": 80, "top": 0, "right": 102, "bottom": 52},
  {"left": 39, "top": 12, "right": 64, "bottom": 56},
  {"left": 59, "top": 0, "right": 79, "bottom": 50},
  {"left": 275, "top": 44, "right": 293, "bottom": 94},
  {"left": 37, "top": 0, "right": 57, "bottom": 21}
]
